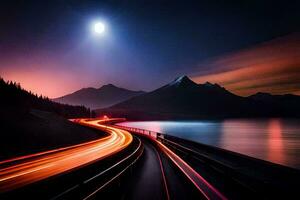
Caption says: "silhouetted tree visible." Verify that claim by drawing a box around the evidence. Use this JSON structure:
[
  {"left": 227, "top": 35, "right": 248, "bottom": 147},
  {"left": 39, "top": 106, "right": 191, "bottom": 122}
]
[{"left": 0, "top": 77, "right": 91, "bottom": 118}]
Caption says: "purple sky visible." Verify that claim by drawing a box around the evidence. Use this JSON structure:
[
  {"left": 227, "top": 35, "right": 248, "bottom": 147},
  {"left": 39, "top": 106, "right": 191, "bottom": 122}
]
[{"left": 0, "top": 1, "right": 299, "bottom": 98}]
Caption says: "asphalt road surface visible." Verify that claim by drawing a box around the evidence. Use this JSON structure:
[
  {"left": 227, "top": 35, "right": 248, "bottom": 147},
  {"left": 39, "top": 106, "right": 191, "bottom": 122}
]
[{"left": 122, "top": 138, "right": 204, "bottom": 200}]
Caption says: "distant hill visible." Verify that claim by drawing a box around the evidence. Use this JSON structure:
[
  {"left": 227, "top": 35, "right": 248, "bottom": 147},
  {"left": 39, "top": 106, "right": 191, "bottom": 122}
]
[
  {"left": 248, "top": 92, "right": 300, "bottom": 117},
  {"left": 96, "top": 76, "right": 300, "bottom": 120},
  {"left": 0, "top": 78, "right": 91, "bottom": 119},
  {"left": 53, "top": 84, "right": 145, "bottom": 110}
]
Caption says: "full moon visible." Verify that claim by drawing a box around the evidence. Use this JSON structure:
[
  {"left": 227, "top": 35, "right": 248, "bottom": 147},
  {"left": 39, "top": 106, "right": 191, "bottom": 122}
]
[{"left": 94, "top": 22, "right": 105, "bottom": 34}]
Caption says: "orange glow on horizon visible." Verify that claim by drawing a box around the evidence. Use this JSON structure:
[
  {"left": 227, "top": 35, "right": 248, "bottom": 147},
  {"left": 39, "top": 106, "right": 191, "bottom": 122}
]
[
  {"left": 0, "top": 68, "right": 88, "bottom": 98},
  {"left": 0, "top": 55, "right": 108, "bottom": 98}
]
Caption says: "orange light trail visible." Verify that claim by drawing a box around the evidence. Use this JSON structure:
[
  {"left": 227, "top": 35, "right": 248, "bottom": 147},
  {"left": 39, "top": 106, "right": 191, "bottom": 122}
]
[{"left": 0, "top": 119, "right": 132, "bottom": 192}]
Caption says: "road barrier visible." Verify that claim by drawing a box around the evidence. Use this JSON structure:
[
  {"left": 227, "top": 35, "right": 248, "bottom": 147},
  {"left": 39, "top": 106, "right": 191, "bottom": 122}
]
[
  {"left": 112, "top": 125, "right": 164, "bottom": 140},
  {"left": 113, "top": 124, "right": 227, "bottom": 200}
]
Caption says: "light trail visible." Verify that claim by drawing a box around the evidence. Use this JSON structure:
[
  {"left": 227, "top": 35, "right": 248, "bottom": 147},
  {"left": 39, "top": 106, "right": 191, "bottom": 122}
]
[
  {"left": 0, "top": 119, "right": 132, "bottom": 192},
  {"left": 114, "top": 125, "right": 227, "bottom": 200},
  {"left": 153, "top": 145, "right": 170, "bottom": 200},
  {"left": 157, "top": 141, "right": 227, "bottom": 200}
]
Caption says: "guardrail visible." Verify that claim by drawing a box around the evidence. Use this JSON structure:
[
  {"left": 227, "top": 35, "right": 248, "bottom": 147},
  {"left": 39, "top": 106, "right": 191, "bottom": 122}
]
[
  {"left": 113, "top": 124, "right": 227, "bottom": 200},
  {"left": 113, "top": 125, "right": 164, "bottom": 140},
  {"left": 0, "top": 137, "right": 143, "bottom": 200},
  {"left": 51, "top": 138, "right": 143, "bottom": 200}
]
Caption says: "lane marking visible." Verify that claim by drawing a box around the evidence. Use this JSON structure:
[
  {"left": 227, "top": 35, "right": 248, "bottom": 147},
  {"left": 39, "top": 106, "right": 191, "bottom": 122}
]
[{"left": 82, "top": 141, "right": 144, "bottom": 200}]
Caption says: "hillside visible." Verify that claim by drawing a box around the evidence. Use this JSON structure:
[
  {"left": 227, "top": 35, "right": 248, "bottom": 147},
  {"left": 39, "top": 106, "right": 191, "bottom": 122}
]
[
  {"left": 0, "top": 78, "right": 103, "bottom": 160},
  {"left": 0, "top": 110, "right": 104, "bottom": 160},
  {"left": 54, "top": 84, "right": 145, "bottom": 110},
  {"left": 249, "top": 92, "right": 300, "bottom": 117}
]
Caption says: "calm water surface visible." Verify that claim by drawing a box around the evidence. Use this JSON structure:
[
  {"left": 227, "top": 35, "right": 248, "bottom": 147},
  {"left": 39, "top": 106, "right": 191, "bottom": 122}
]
[{"left": 119, "top": 119, "right": 300, "bottom": 169}]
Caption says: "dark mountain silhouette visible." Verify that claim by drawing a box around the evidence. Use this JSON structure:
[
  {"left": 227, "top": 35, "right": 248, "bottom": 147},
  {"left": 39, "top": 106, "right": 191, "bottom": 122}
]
[
  {"left": 249, "top": 92, "right": 300, "bottom": 117},
  {"left": 96, "top": 76, "right": 300, "bottom": 120},
  {"left": 53, "top": 84, "right": 145, "bottom": 109}
]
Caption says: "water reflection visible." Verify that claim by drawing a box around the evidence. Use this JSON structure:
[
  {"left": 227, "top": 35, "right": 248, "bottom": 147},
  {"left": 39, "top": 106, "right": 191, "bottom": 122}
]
[
  {"left": 119, "top": 119, "right": 300, "bottom": 169},
  {"left": 220, "top": 120, "right": 269, "bottom": 158},
  {"left": 268, "top": 119, "right": 285, "bottom": 164}
]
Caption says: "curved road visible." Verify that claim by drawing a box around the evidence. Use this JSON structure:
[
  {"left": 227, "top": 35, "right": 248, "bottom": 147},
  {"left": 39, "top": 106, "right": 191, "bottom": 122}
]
[
  {"left": 0, "top": 119, "right": 132, "bottom": 192},
  {"left": 123, "top": 138, "right": 204, "bottom": 200},
  {"left": 0, "top": 118, "right": 226, "bottom": 200},
  {"left": 123, "top": 139, "right": 169, "bottom": 200}
]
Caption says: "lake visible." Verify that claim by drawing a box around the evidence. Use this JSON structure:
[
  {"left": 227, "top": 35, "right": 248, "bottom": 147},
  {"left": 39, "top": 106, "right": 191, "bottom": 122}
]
[{"left": 118, "top": 119, "right": 300, "bottom": 169}]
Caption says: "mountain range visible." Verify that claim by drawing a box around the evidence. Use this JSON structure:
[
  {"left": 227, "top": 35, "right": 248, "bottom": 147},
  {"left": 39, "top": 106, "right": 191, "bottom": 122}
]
[
  {"left": 53, "top": 84, "right": 145, "bottom": 110},
  {"left": 53, "top": 75, "right": 300, "bottom": 120},
  {"left": 95, "top": 76, "right": 300, "bottom": 120}
]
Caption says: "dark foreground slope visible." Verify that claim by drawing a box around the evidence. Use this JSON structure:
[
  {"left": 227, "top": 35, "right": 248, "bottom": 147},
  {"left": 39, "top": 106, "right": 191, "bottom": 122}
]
[
  {"left": 0, "top": 110, "right": 104, "bottom": 161},
  {"left": 54, "top": 84, "right": 145, "bottom": 110},
  {"left": 0, "top": 78, "right": 103, "bottom": 160},
  {"left": 96, "top": 76, "right": 300, "bottom": 120}
]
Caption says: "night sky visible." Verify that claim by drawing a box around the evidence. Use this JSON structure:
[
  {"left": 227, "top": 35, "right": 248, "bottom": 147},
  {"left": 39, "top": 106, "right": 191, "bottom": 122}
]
[{"left": 0, "top": 0, "right": 299, "bottom": 97}]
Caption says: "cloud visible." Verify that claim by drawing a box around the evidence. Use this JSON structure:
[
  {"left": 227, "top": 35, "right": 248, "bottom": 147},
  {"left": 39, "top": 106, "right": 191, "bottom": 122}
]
[{"left": 191, "top": 33, "right": 300, "bottom": 96}]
